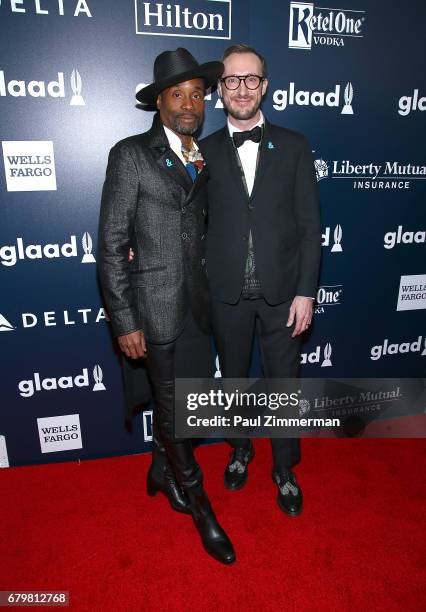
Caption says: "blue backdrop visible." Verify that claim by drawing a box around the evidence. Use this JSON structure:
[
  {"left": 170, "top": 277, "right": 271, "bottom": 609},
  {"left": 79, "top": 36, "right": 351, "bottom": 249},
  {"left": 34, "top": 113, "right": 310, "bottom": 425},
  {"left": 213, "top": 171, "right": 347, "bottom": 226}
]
[{"left": 1, "top": 0, "right": 425, "bottom": 466}]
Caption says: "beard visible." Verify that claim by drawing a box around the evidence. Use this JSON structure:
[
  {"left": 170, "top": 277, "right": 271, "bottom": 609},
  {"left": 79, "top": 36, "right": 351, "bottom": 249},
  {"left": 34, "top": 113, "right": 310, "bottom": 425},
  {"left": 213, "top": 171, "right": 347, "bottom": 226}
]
[
  {"left": 224, "top": 95, "right": 261, "bottom": 121},
  {"left": 173, "top": 113, "right": 202, "bottom": 135}
]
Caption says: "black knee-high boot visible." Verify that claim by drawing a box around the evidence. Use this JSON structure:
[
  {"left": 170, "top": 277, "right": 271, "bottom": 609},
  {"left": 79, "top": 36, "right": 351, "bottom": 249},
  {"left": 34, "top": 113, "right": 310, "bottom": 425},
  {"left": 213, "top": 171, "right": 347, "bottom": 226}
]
[
  {"left": 155, "top": 382, "right": 235, "bottom": 565},
  {"left": 165, "top": 439, "right": 235, "bottom": 565},
  {"left": 147, "top": 433, "right": 191, "bottom": 514}
]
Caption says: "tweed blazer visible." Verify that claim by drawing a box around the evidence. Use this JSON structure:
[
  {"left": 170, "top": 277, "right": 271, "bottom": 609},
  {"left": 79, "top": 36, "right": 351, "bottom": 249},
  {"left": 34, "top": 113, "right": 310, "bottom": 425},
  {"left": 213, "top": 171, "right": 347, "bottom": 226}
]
[{"left": 97, "top": 114, "right": 210, "bottom": 343}]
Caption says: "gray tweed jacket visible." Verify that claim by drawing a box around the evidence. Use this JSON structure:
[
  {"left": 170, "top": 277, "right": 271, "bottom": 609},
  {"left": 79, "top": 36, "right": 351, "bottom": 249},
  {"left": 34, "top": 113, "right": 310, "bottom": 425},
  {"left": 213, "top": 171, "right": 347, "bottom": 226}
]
[{"left": 97, "top": 114, "right": 210, "bottom": 344}]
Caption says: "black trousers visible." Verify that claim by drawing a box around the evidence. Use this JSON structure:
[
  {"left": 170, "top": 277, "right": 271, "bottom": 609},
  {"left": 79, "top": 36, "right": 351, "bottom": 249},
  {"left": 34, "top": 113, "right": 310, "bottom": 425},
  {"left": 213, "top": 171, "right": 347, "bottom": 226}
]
[
  {"left": 212, "top": 297, "right": 301, "bottom": 469},
  {"left": 145, "top": 311, "right": 212, "bottom": 488}
]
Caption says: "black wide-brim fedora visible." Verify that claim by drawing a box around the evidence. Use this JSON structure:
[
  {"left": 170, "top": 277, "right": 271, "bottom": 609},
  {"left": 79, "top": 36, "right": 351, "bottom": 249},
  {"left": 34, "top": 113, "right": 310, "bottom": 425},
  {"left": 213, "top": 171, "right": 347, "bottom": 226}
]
[{"left": 136, "top": 47, "right": 224, "bottom": 104}]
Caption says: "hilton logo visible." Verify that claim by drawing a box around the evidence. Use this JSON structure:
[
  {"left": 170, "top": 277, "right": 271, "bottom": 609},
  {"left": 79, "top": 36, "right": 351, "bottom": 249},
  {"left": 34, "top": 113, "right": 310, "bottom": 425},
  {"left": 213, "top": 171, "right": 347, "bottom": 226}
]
[
  {"left": 288, "top": 2, "right": 366, "bottom": 50},
  {"left": 135, "top": 0, "right": 231, "bottom": 39}
]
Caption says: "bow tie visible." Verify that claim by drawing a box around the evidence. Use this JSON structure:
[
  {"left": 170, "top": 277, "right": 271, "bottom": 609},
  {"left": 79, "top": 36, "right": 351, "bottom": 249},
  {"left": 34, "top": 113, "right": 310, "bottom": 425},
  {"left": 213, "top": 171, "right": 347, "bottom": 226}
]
[{"left": 232, "top": 125, "right": 262, "bottom": 148}]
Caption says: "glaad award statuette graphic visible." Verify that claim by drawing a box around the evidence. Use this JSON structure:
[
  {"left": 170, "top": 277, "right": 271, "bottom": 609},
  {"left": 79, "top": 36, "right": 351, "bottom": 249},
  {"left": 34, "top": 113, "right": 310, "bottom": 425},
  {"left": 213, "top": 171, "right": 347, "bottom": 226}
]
[
  {"left": 81, "top": 232, "right": 96, "bottom": 263},
  {"left": 341, "top": 82, "right": 354, "bottom": 115},
  {"left": 92, "top": 365, "right": 106, "bottom": 391},
  {"left": 322, "top": 343, "right": 333, "bottom": 367},
  {"left": 331, "top": 224, "right": 343, "bottom": 252},
  {"left": 70, "top": 69, "right": 85, "bottom": 106}
]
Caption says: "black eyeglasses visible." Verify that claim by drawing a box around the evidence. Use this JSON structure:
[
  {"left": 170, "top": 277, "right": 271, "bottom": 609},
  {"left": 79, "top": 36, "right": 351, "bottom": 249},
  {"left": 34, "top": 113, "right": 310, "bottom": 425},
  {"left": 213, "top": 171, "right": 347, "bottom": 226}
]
[{"left": 220, "top": 74, "right": 264, "bottom": 90}]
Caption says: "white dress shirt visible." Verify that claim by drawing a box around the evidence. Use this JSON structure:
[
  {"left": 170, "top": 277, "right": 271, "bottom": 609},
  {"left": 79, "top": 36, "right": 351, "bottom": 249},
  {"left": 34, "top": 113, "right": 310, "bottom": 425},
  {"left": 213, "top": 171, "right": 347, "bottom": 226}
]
[
  {"left": 163, "top": 124, "right": 199, "bottom": 165},
  {"left": 227, "top": 111, "right": 264, "bottom": 196}
]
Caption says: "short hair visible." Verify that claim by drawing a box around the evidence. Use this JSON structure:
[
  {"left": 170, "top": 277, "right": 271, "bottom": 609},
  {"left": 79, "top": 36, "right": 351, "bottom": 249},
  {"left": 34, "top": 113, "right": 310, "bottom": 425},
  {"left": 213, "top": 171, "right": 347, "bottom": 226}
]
[{"left": 222, "top": 44, "right": 267, "bottom": 77}]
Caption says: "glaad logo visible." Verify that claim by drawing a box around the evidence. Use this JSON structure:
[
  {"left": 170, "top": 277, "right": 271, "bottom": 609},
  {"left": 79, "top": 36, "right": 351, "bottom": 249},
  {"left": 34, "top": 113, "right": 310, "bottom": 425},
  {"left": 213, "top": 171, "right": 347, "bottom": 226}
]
[
  {"left": 322, "top": 225, "right": 343, "bottom": 252},
  {"left": 135, "top": 0, "right": 231, "bottom": 40},
  {"left": 0, "top": 0, "right": 92, "bottom": 17},
  {"left": 272, "top": 82, "right": 354, "bottom": 114},
  {"left": 314, "top": 153, "right": 425, "bottom": 190},
  {"left": 37, "top": 414, "right": 83, "bottom": 454},
  {"left": 398, "top": 90, "right": 425, "bottom": 116},
  {"left": 370, "top": 336, "right": 426, "bottom": 361},
  {"left": 301, "top": 342, "right": 333, "bottom": 367},
  {"left": 0, "top": 233, "right": 96, "bottom": 266},
  {"left": 0, "top": 69, "right": 85, "bottom": 104},
  {"left": 315, "top": 284, "right": 343, "bottom": 314},
  {"left": 288, "top": 2, "right": 365, "bottom": 50},
  {"left": 384, "top": 226, "right": 426, "bottom": 250},
  {"left": 396, "top": 274, "right": 426, "bottom": 312},
  {"left": 18, "top": 365, "right": 106, "bottom": 398},
  {"left": 2, "top": 141, "right": 56, "bottom": 191},
  {"left": 0, "top": 307, "right": 107, "bottom": 330}
]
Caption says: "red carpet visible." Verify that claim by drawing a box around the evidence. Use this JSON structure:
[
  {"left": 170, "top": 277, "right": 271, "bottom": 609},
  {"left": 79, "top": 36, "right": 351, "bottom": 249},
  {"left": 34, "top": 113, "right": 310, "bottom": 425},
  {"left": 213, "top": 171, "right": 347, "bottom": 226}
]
[{"left": 1, "top": 439, "right": 425, "bottom": 611}]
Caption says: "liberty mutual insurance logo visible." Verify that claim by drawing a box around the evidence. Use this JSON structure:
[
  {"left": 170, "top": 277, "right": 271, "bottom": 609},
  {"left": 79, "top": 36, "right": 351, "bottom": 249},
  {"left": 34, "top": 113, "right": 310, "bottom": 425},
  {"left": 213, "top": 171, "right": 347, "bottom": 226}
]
[
  {"left": 135, "top": 0, "right": 231, "bottom": 39},
  {"left": 288, "top": 2, "right": 366, "bottom": 50}
]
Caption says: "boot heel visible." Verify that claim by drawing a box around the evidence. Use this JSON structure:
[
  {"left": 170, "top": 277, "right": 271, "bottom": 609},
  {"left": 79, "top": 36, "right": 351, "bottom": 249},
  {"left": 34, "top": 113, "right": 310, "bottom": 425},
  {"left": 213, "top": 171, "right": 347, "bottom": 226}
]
[{"left": 146, "top": 480, "right": 157, "bottom": 497}]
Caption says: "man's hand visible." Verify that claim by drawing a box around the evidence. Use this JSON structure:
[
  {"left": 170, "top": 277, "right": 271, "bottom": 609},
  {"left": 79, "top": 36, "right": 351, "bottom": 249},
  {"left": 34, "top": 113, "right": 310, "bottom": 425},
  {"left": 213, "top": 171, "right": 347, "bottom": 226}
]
[
  {"left": 118, "top": 330, "right": 147, "bottom": 359},
  {"left": 128, "top": 248, "right": 135, "bottom": 262},
  {"left": 286, "top": 296, "right": 314, "bottom": 337}
]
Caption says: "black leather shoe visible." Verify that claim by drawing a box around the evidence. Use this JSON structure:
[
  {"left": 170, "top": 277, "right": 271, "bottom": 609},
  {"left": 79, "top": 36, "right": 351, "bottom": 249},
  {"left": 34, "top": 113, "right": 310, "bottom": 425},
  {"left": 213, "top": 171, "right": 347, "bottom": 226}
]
[
  {"left": 147, "top": 465, "right": 191, "bottom": 514},
  {"left": 224, "top": 443, "right": 255, "bottom": 490},
  {"left": 187, "top": 487, "right": 236, "bottom": 565},
  {"left": 272, "top": 468, "right": 303, "bottom": 517}
]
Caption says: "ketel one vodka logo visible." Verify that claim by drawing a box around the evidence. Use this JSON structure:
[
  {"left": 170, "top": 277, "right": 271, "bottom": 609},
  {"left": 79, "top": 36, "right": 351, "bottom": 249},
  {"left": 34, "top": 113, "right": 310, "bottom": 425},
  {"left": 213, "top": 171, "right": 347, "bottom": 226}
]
[
  {"left": 288, "top": 2, "right": 366, "bottom": 50},
  {"left": 315, "top": 284, "right": 343, "bottom": 314},
  {"left": 301, "top": 342, "right": 333, "bottom": 367},
  {"left": 0, "top": 233, "right": 96, "bottom": 266},
  {"left": 0, "top": 68, "right": 85, "bottom": 105},
  {"left": 272, "top": 81, "right": 354, "bottom": 114},
  {"left": 135, "top": 0, "right": 232, "bottom": 39},
  {"left": 18, "top": 365, "right": 106, "bottom": 398},
  {"left": 322, "top": 225, "right": 343, "bottom": 252}
]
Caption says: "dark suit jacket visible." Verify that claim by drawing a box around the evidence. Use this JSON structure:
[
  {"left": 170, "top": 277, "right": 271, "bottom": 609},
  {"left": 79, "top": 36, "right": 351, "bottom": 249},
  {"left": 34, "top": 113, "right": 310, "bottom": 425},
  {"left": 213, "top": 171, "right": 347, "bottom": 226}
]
[
  {"left": 199, "top": 119, "right": 321, "bottom": 304},
  {"left": 97, "top": 113, "right": 210, "bottom": 344}
]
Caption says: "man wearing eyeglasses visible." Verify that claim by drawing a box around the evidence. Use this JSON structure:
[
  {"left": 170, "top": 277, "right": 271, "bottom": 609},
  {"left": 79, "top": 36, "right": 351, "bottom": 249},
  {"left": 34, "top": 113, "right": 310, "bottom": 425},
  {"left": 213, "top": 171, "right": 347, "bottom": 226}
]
[{"left": 199, "top": 44, "right": 321, "bottom": 516}]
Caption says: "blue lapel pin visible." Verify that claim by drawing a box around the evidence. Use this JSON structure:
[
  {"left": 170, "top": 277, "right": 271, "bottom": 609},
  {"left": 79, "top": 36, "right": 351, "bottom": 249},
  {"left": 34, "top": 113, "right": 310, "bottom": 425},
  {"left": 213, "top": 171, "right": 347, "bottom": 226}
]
[
  {"left": 267, "top": 141, "right": 275, "bottom": 150},
  {"left": 165, "top": 158, "right": 173, "bottom": 167}
]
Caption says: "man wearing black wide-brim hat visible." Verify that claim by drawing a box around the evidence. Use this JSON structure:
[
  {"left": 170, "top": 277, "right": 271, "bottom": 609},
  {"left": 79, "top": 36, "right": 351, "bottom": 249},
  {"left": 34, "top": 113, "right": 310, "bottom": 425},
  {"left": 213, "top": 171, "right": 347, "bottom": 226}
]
[{"left": 98, "top": 48, "right": 235, "bottom": 564}]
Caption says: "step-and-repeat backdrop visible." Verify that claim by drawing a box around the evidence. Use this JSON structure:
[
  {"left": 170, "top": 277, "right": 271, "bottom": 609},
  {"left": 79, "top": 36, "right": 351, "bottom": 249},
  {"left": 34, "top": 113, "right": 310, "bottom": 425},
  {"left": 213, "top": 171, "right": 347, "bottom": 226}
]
[{"left": 0, "top": 1, "right": 425, "bottom": 466}]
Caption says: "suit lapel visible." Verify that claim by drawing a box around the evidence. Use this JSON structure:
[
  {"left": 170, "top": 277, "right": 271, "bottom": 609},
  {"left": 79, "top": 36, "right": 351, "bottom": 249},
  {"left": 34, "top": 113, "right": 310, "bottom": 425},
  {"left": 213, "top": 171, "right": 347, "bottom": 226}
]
[
  {"left": 148, "top": 115, "right": 193, "bottom": 193},
  {"left": 250, "top": 120, "right": 276, "bottom": 202},
  {"left": 217, "top": 127, "right": 249, "bottom": 202}
]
